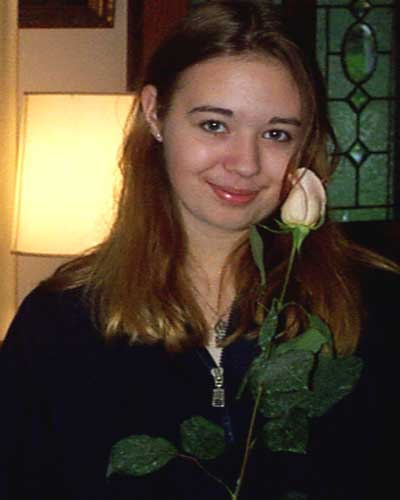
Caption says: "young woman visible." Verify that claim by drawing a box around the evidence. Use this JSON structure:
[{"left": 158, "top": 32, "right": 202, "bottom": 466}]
[{"left": 0, "top": 2, "right": 396, "bottom": 499}]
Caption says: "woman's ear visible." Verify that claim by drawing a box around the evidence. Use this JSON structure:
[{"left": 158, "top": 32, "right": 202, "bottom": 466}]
[{"left": 140, "top": 85, "right": 163, "bottom": 142}]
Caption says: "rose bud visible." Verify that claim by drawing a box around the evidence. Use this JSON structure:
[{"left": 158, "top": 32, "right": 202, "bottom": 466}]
[{"left": 281, "top": 168, "right": 326, "bottom": 228}]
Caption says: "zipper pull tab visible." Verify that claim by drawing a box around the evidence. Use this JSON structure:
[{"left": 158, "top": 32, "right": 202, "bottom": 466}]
[{"left": 211, "top": 367, "right": 225, "bottom": 407}]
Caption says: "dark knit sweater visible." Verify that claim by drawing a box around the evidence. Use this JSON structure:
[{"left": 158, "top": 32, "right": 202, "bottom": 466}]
[{"left": 0, "top": 268, "right": 395, "bottom": 499}]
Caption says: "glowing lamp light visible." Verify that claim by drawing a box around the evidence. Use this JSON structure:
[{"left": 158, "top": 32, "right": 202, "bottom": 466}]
[{"left": 12, "top": 93, "right": 134, "bottom": 256}]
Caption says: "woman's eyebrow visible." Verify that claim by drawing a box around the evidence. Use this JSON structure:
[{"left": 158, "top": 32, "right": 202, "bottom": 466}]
[
  {"left": 269, "top": 116, "right": 302, "bottom": 127},
  {"left": 188, "top": 106, "right": 301, "bottom": 127},
  {"left": 188, "top": 105, "right": 233, "bottom": 117}
]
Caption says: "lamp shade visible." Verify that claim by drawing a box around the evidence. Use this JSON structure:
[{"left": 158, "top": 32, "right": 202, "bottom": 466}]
[{"left": 13, "top": 93, "right": 134, "bottom": 255}]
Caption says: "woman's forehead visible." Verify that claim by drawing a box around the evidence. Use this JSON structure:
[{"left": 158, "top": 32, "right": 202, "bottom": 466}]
[
  {"left": 169, "top": 55, "right": 301, "bottom": 119},
  {"left": 176, "top": 53, "right": 292, "bottom": 87}
]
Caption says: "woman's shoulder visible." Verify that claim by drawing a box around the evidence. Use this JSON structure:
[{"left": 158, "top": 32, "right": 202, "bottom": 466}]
[
  {"left": 1, "top": 284, "right": 98, "bottom": 358},
  {"left": 355, "top": 264, "right": 399, "bottom": 377},
  {"left": 357, "top": 265, "right": 399, "bottom": 332},
  {"left": 17, "top": 283, "right": 85, "bottom": 316}
]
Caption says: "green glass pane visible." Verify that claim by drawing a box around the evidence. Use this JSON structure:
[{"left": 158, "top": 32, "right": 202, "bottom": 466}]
[
  {"left": 327, "top": 157, "right": 356, "bottom": 207},
  {"left": 328, "top": 209, "right": 346, "bottom": 222},
  {"left": 348, "top": 87, "right": 370, "bottom": 111},
  {"left": 328, "top": 209, "right": 344, "bottom": 222},
  {"left": 359, "top": 154, "right": 389, "bottom": 205},
  {"left": 329, "top": 207, "right": 388, "bottom": 222},
  {"left": 349, "top": 141, "right": 369, "bottom": 164},
  {"left": 343, "top": 23, "right": 377, "bottom": 84},
  {"left": 359, "top": 100, "right": 389, "bottom": 151},
  {"left": 364, "top": 8, "right": 394, "bottom": 51},
  {"left": 328, "top": 56, "right": 353, "bottom": 98},
  {"left": 328, "top": 101, "right": 357, "bottom": 151},
  {"left": 317, "top": 1, "right": 351, "bottom": 6},
  {"left": 368, "top": 0, "right": 394, "bottom": 5},
  {"left": 329, "top": 9, "right": 353, "bottom": 52},
  {"left": 363, "top": 54, "right": 393, "bottom": 97}
]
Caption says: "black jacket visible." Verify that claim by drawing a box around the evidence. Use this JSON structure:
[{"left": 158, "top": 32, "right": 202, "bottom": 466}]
[{"left": 0, "top": 268, "right": 396, "bottom": 499}]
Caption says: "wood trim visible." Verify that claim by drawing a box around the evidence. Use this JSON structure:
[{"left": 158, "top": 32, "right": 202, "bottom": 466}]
[
  {"left": 127, "top": 0, "right": 188, "bottom": 91},
  {"left": 141, "top": 0, "right": 188, "bottom": 72},
  {"left": 126, "top": 0, "right": 145, "bottom": 91}
]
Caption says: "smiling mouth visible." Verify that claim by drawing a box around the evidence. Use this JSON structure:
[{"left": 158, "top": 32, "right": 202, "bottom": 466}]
[{"left": 208, "top": 182, "right": 259, "bottom": 205}]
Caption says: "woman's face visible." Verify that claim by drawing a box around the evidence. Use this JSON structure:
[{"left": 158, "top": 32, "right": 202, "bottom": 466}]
[{"left": 142, "top": 55, "right": 302, "bottom": 240}]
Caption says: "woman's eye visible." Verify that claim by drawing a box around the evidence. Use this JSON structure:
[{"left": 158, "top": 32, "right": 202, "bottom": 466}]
[
  {"left": 200, "top": 120, "right": 227, "bottom": 134},
  {"left": 264, "top": 129, "right": 291, "bottom": 142}
]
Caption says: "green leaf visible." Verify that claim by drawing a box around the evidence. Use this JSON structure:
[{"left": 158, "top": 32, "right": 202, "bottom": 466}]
[
  {"left": 307, "top": 314, "right": 333, "bottom": 348},
  {"left": 107, "top": 435, "right": 178, "bottom": 477},
  {"left": 262, "top": 409, "right": 309, "bottom": 454},
  {"left": 258, "top": 298, "right": 279, "bottom": 352},
  {"left": 250, "top": 225, "right": 266, "bottom": 286},
  {"left": 181, "top": 416, "right": 226, "bottom": 460},
  {"left": 274, "top": 327, "right": 327, "bottom": 356},
  {"left": 250, "top": 350, "right": 314, "bottom": 397},
  {"left": 300, "top": 353, "right": 363, "bottom": 417},
  {"left": 259, "top": 389, "right": 311, "bottom": 419}
]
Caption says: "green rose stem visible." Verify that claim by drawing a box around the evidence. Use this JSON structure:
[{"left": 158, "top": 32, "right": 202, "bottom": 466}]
[
  {"left": 233, "top": 227, "right": 306, "bottom": 500},
  {"left": 232, "top": 386, "right": 263, "bottom": 500},
  {"left": 278, "top": 225, "right": 311, "bottom": 309},
  {"left": 179, "top": 454, "right": 234, "bottom": 498},
  {"left": 278, "top": 236, "right": 296, "bottom": 310}
]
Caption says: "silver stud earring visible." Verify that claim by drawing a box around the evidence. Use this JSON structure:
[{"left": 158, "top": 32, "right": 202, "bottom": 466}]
[{"left": 154, "top": 131, "right": 163, "bottom": 142}]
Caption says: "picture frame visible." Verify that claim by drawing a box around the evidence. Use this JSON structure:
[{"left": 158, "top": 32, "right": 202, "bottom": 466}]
[{"left": 19, "top": 0, "right": 116, "bottom": 29}]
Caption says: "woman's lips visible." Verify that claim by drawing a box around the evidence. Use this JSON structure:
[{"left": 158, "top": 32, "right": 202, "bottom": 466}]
[{"left": 208, "top": 182, "right": 259, "bottom": 205}]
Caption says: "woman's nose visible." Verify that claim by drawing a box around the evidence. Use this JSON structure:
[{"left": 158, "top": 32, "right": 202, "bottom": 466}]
[{"left": 224, "top": 134, "right": 261, "bottom": 177}]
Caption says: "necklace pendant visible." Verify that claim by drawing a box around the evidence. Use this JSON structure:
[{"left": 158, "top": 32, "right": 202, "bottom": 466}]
[
  {"left": 214, "top": 318, "right": 228, "bottom": 345},
  {"left": 211, "top": 367, "right": 225, "bottom": 407}
]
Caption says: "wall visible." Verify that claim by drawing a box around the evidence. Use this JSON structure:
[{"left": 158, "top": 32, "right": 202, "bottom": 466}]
[
  {"left": 15, "top": 0, "right": 128, "bottom": 308},
  {"left": 19, "top": 2, "right": 127, "bottom": 94},
  {"left": 0, "top": 0, "right": 18, "bottom": 339}
]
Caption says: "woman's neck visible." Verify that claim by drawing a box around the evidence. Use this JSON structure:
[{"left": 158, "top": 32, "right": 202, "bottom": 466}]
[
  {"left": 185, "top": 220, "right": 247, "bottom": 275},
  {"left": 183, "top": 220, "right": 248, "bottom": 332},
  {"left": 186, "top": 236, "right": 242, "bottom": 329}
]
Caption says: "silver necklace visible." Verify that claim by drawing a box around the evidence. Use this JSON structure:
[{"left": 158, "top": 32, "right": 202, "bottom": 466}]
[{"left": 214, "top": 317, "right": 229, "bottom": 346}]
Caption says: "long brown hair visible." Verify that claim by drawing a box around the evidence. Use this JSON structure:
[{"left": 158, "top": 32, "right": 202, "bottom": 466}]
[{"left": 43, "top": 1, "right": 392, "bottom": 355}]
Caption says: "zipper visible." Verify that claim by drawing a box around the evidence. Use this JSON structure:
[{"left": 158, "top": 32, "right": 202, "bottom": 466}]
[
  {"left": 196, "top": 347, "right": 235, "bottom": 444},
  {"left": 211, "top": 366, "right": 225, "bottom": 407},
  {"left": 195, "top": 310, "right": 236, "bottom": 444},
  {"left": 206, "top": 309, "right": 232, "bottom": 408},
  {"left": 196, "top": 347, "right": 225, "bottom": 407}
]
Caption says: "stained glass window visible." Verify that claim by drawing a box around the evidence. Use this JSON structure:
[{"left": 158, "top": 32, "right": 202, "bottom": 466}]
[{"left": 316, "top": 0, "right": 397, "bottom": 221}]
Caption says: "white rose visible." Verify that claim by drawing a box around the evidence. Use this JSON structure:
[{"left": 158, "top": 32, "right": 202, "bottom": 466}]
[{"left": 281, "top": 168, "right": 326, "bottom": 228}]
